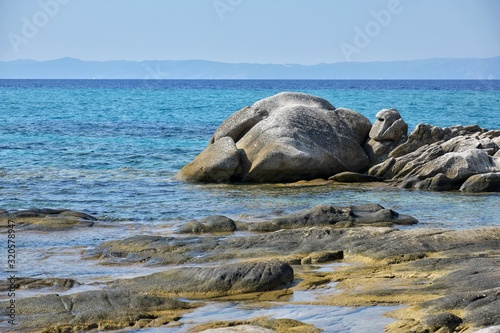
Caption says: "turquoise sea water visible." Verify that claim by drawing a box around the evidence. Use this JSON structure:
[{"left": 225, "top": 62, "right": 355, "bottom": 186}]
[
  {"left": 1, "top": 80, "right": 499, "bottom": 227},
  {"left": 0, "top": 80, "right": 499, "bottom": 332}
]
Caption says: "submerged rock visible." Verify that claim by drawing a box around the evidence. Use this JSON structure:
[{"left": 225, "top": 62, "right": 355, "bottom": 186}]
[
  {"left": 178, "top": 92, "right": 372, "bottom": 183},
  {"left": 0, "top": 208, "right": 97, "bottom": 230},
  {"left": 248, "top": 203, "right": 417, "bottom": 232}
]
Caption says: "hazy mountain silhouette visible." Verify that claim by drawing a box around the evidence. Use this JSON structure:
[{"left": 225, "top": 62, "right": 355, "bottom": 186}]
[{"left": 1, "top": 57, "right": 499, "bottom": 79}]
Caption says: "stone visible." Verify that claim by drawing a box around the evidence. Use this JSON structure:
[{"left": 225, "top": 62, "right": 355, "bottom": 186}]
[
  {"left": 110, "top": 260, "right": 294, "bottom": 297},
  {"left": 1, "top": 290, "right": 194, "bottom": 332},
  {"left": 178, "top": 215, "right": 237, "bottom": 233},
  {"left": 422, "top": 312, "right": 463, "bottom": 332},
  {"left": 364, "top": 108, "right": 408, "bottom": 165},
  {"left": 300, "top": 251, "right": 344, "bottom": 264},
  {"left": 195, "top": 318, "right": 321, "bottom": 333},
  {"left": 328, "top": 171, "right": 385, "bottom": 182},
  {"left": 460, "top": 172, "right": 500, "bottom": 192},
  {"left": 199, "top": 325, "right": 276, "bottom": 333},
  {"left": 248, "top": 204, "right": 417, "bottom": 232},
  {"left": 210, "top": 92, "right": 335, "bottom": 144},
  {"left": 389, "top": 124, "right": 484, "bottom": 158},
  {"left": 178, "top": 92, "right": 372, "bottom": 183},
  {"left": 369, "top": 124, "right": 500, "bottom": 191},
  {"left": 0, "top": 208, "right": 97, "bottom": 230},
  {"left": 194, "top": 317, "right": 321, "bottom": 333},
  {"left": 0, "top": 277, "right": 79, "bottom": 291},
  {"left": 474, "top": 326, "right": 500, "bottom": 333},
  {"left": 89, "top": 226, "right": 393, "bottom": 265},
  {"left": 177, "top": 136, "right": 240, "bottom": 183},
  {"left": 407, "top": 149, "right": 500, "bottom": 190},
  {"left": 90, "top": 205, "right": 417, "bottom": 265}
]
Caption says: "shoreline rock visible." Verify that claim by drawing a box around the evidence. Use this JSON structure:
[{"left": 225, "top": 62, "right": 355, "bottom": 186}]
[
  {"left": 1, "top": 290, "right": 196, "bottom": 332},
  {"left": 109, "top": 260, "right": 294, "bottom": 298}
]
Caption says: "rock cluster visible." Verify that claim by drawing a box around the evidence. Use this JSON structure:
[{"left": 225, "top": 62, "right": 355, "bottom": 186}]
[
  {"left": 369, "top": 124, "right": 500, "bottom": 191},
  {"left": 177, "top": 92, "right": 500, "bottom": 192}
]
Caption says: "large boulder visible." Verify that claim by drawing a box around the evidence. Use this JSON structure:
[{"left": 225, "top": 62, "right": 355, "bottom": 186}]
[
  {"left": 176, "top": 136, "right": 240, "bottom": 183},
  {"left": 178, "top": 92, "right": 372, "bottom": 183}
]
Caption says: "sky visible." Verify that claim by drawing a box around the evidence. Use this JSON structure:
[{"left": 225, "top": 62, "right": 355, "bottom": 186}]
[{"left": 0, "top": 0, "right": 499, "bottom": 64}]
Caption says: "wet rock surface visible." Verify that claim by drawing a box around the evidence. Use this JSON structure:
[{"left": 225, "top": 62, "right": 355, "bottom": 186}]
[
  {"left": 0, "top": 277, "right": 79, "bottom": 292},
  {"left": 178, "top": 215, "right": 237, "bottom": 234},
  {"left": 0, "top": 208, "right": 97, "bottom": 230},
  {"left": 3, "top": 290, "right": 195, "bottom": 332},
  {"left": 109, "top": 260, "right": 294, "bottom": 298},
  {"left": 192, "top": 317, "right": 321, "bottom": 333},
  {"left": 3, "top": 204, "right": 499, "bottom": 332},
  {"left": 247, "top": 203, "right": 417, "bottom": 231},
  {"left": 89, "top": 206, "right": 415, "bottom": 265}
]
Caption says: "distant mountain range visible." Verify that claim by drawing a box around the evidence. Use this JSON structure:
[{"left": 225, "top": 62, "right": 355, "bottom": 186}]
[{"left": 1, "top": 57, "right": 499, "bottom": 79}]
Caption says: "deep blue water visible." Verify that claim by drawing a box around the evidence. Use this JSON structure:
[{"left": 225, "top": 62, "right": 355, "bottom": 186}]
[{"left": 0, "top": 79, "right": 499, "bottom": 228}]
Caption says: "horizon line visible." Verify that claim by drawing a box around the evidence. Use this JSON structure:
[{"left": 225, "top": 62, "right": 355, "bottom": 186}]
[{"left": 2, "top": 55, "right": 500, "bottom": 67}]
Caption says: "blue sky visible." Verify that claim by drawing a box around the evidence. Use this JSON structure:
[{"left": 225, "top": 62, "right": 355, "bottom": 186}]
[{"left": 1, "top": 0, "right": 499, "bottom": 64}]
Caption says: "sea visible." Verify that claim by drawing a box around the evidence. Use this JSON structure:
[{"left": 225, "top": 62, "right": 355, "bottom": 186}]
[{"left": 1, "top": 79, "right": 499, "bottom": 332}]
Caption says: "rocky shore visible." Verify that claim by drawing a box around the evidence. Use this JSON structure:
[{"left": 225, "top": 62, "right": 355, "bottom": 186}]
[
  {"left": 2, "top": 204, "right": 499, "bottom": 332},
  {"left": 2, "top": 93, "right": 499, "bottom": 332}
]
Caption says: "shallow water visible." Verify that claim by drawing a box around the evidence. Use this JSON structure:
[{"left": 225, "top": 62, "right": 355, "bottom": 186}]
[{"left": 112, "top": 302, "right": 401, "bottom": 333}]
